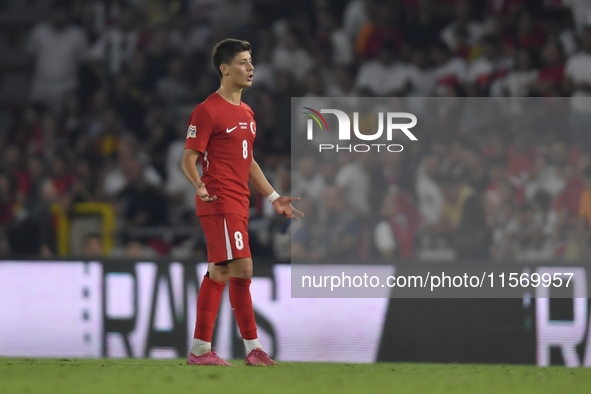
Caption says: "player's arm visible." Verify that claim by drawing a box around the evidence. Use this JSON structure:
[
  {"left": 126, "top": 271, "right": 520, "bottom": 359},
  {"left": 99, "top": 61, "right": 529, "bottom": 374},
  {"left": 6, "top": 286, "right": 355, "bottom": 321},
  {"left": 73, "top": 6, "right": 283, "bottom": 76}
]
[
  {"left": 248, "top": 159, "right": 304, "bottom": 220},
  {"left": 181, "top": 148, "right": 217, "bottom": 202}
]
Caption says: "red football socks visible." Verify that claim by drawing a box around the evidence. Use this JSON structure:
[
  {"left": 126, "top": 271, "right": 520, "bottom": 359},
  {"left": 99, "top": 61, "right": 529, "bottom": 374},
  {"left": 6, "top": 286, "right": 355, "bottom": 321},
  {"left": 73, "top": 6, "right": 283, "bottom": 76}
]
[
  {"left": 194, "top": 275, "right": 225, "bottom": 342},
  {"left": 229, "top": 277, "right": 258, "bottom": 340}
]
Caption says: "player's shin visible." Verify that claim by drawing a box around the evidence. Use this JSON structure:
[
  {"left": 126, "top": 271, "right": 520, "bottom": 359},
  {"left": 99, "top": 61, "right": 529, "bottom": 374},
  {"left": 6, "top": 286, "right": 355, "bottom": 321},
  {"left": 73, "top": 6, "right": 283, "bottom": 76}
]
[
  {"left": 228, "top": 277, "right": 261, "bottom": 352},
  {"left": 191, "top": 275, "right": 226, "bottom": 356}
]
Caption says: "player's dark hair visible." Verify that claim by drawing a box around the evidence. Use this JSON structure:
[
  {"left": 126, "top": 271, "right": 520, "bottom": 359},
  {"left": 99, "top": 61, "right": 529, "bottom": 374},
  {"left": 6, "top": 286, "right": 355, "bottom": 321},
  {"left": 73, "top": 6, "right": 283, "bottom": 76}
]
[{"left": 212, "top": 39, "right": 251, "bottom": 80}]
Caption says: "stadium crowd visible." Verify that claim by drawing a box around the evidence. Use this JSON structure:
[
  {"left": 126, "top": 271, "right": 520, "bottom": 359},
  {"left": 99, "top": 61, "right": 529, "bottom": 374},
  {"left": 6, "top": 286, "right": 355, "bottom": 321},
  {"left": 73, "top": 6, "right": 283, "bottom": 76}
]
[{"left": 1, "top": 0, "right": 591, "bottom": 261}]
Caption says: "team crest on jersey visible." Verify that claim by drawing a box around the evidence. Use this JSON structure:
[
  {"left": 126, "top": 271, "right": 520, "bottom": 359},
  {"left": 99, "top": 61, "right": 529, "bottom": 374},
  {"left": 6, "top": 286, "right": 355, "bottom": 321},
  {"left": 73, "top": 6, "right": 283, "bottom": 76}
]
[{"left": 187, "top": 125, "right": 196, "bottom": 139}]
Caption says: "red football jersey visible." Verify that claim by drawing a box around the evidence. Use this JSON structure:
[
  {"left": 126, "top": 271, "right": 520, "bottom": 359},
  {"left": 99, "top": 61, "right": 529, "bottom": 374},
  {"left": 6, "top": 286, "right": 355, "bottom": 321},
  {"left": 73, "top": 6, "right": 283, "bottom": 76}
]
[{"left": 185, "top": 92, "right": 256, "bottom": 218}]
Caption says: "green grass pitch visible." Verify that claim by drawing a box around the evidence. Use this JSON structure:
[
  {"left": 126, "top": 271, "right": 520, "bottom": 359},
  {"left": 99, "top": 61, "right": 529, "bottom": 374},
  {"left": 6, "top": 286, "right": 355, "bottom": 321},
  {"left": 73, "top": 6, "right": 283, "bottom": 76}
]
[{"left": 2, "top": 358, "right": 591, "bottom": 394}]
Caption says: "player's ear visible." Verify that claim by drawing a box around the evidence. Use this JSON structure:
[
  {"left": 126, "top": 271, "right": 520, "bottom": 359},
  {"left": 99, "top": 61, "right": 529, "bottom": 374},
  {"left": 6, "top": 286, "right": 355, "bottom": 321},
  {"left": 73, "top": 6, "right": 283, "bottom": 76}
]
[{"left": 220, "top": 63, "right": 229, "bottom": 76}]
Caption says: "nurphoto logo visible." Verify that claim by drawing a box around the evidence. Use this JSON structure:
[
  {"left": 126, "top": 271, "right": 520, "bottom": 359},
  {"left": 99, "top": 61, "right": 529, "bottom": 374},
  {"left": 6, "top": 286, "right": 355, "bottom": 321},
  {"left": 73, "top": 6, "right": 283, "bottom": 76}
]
[{"left": 303, "top": 107, "right": 418, "bottom": 153}]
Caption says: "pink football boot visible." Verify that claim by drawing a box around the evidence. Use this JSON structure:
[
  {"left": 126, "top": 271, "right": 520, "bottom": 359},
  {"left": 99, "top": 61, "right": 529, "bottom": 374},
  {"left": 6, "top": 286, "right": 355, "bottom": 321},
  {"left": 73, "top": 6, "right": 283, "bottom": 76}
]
[
  {"left": 187, "top": 349, "right": 234, "bottom": 366},
  {"left": 244, "top": 348, "right": 277, "bottom": 366}
]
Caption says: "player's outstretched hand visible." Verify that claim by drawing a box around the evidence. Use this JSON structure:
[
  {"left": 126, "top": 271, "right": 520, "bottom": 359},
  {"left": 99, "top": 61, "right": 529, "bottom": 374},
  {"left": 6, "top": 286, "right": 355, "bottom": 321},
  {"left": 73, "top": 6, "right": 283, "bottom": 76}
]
[
  {"left": 272, "top": 196, "right": 304, "bottom": 221},
  {"left": 197, "top": 182, "right": 217, "bottom": 202}
]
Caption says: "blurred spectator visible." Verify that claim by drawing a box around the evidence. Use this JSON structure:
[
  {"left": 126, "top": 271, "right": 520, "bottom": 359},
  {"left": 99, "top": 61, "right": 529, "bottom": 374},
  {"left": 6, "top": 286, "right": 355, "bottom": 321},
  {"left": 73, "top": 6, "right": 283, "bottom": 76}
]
[
  {"left": 374, "top": 187, "right": 421, "bottom": 259},
  {"left": 211, "top": 0, "right": 253, "bottom": 32},
  {"left": 565, "top": 26, "right": 591, "bottom": 147},
  {"left": 514, "top": 192, "right": 554, "bottom": 260},
  {"left": 118, "top": 158, "right": 168, "bottom": 228},
  {"left": 430, "top": 41, "right": 467, "bottom": 96},
  {"left": 102, "top": 135, "right": 162, "bottom": 198},
  {"left": 156, "top": 57, "right": 190, "bottom": 111},
  {"left": 551, "top": 162, "right": 585, "bottom": 242},
  {"left": 355, "top": 0, "right": 403, "bottom": 60},
  {"left": 168, "top": 14, "right": 211, "bottom": 57},
  {"left": 563, "top": 0, "right": 591, "bottom": 33},
  {"left": 529, "top": 40, "right": 565, "bottom": 97},
  {"left": 467, "top": 35, "right": 513, "bottom": 94},
  {"left": 87, "top": 5, "right": 139, "bottom": 76},
  {"left": 291, "top": 199, "right": 318, "bottom": 259},
  {"left": 564, "top": 217, "right": 591, "bottom": 260},
  {"left": 82, "top": 233, "right": 103, "bottom": 256},
  {"left": 317, "top": 12, "right": 354, "bottom": 67},
  {"left": 26, "top": 0, "right": 87, "bottom": 111},
  {"left": 0, "top": 175, "right": 15, "bottom": 255},
  {"left": 506, "top": 128, "right": 535, "bottom": 180},
  {"left": 579, "top": 166, "right": 591, "bottom": 226},
  {"left": 438, "top": 173, "right": 491, "bottom": 259},
  {"left": 493, "top": 48, "right": 538, "bottom": 97},
  {"left": 49, "top": 156, "right": 75, "bottom": 197},
  {"left": 334, "top": 154, "right": 371, "bottom": 218},
  {"left": 504, "top": 11, "right": 546, "bottom": 51},
  {"left": 407, "top": 0, "right": 446, "bottom": 49},
  {"left": 524, "top": 152, "right": 565, "bottom": 200},
  {"left": 342, "top": 0, "right": 368, "bottom": 40},
  {"left": 440, "top": 0, "right": 484, "bottom": 52},
  {"left": 67, "top": 159, "right": 99, "bottom": 205},
  {"left": 461, "top": 142, "right": 491, "bottom": 193},
  {"left": 355, "top": 42, "right": 409, "bottom": 96},
  {"left": 121, "top": 239, "right": 157, "bottom": 258},
  {"left": 415, "top": 153, "right": 443, "bottom": 226},
  {"left": 292, "top": 156, "right": 326, "bottom": 203},
  {"left": 406, "top": 48, "right": 436, "bottom": 96},
  {"left": 8, "top": 178, "right": 58, "bottom": 257},
  {"left": 166, "top": 120, "right": 199, "bottom": 224},
  {"left": 311, "top": 186, "right": 360, "bottom": 260},
  {"left": 490, "top": 200, "right": 520, "bottom": 259},
  {"left": 271, "top": 28, "right": 313, "bottom": 82},
  {"left": 326, "top": 66, "right": 357, "bottom": 96}
]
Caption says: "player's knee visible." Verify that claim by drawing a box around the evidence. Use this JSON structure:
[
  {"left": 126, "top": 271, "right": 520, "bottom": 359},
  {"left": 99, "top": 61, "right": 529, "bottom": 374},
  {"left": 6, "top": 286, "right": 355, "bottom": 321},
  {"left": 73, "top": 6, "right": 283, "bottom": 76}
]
[
  {"left": 210, "top": 272, "right": 230, "bottom": 283},
  {"left": 209, "top": 264, "right": 230, "bottom": 283},
  {"left": 231, "top": 266, "right": 252, "bottom": 279}
]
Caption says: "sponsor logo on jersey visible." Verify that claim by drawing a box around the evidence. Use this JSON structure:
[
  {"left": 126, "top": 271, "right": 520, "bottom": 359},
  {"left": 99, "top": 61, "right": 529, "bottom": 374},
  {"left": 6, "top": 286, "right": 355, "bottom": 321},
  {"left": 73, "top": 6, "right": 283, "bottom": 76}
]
[
  {"left": 226, "top": 126, "right": 237, "bottom": 133},
  {"left": 187, "top": 125, "right": 197, "bottom": 139}
]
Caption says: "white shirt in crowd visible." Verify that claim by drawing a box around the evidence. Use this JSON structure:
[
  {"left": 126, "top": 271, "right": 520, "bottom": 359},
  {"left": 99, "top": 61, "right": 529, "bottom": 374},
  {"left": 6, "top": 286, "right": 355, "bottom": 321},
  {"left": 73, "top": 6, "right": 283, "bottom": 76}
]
[
  {"left": 335, "top": 160, "right": 370, "bottom": 217},
  {"left": 563, "top": 0, "right": 591, "bottom": 33},
  {"left": 524, "top": 166, "right": 566, "bottom": 201},
  {"left": 292, "top": 172, "right": 326, "bottom": 203},
  {"left": 355, "top": 61, "right": 411, "bottom": 96},
  {"left": 166, "top": 140, "right": 198, "bottom": 211},
  {"left": 466, "top": 56, "right": 513, "bottom": 84},
  {"left": 271, "top": 45, "right": 314, "bottom": 81},
  {"left": 565, "top": 51, "right": 591, "bottom": 113},
  {"left": 26, "top": 23, "right": 87, "bottom": 104},
  {"left": 405, "top": 65, "right": 436, "bottom": 96},
  {"left": 432, "top": 57, "right": 466, "bottom": 95},
  {"left": 440, "top": 21, "right": 484, "bottom": 51},
  {"left": 103, "top": 165, "right": 162, "bottom": 197},
  {"left": 491, "top": 70, "right": 538, "bottom": 97},
  {"left": 415, "top": 164, "right": 443, "bottom": 225},
  {"left": 331, "top": 29, "right": 354, "bottom": 66},
  {"left": 374, "top": 220, "right": 397, "bottom": 256},
  {"left": 88, "top": 28, "right": 139, "bottom": 74},
  {"left": 169, "top": 25, "right": 211, "bottom": 57},
  {"left": 342, "top": 0, "right": 368, "bottom": 39}
]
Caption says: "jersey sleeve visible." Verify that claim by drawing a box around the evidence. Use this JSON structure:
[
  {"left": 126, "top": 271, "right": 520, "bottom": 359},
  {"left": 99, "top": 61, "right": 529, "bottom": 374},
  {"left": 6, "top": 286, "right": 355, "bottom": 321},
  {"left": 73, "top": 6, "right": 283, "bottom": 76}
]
[{"left": 185, "top": 105, "right": 214, "bottom": 153}]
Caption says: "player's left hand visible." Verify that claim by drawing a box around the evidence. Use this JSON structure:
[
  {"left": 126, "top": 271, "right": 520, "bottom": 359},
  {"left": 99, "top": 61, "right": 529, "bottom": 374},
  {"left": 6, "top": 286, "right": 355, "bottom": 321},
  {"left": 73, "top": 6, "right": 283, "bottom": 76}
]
[{"left": 272, "top": 196, "right": 304, "bottom": 221}]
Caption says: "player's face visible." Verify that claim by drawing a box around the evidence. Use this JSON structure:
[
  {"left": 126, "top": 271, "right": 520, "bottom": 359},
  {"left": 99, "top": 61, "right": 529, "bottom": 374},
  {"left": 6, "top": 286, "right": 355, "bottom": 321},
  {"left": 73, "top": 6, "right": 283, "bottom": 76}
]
[{"left": 227, "top": 51, "right": 254, "bottom": 88}]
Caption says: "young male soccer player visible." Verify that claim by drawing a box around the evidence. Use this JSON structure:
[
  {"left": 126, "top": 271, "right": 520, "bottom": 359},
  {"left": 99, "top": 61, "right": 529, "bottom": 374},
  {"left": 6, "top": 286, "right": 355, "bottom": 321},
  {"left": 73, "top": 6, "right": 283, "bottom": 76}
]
[{"left": 181, "top": 38, "right": 303, "bottom": 366}]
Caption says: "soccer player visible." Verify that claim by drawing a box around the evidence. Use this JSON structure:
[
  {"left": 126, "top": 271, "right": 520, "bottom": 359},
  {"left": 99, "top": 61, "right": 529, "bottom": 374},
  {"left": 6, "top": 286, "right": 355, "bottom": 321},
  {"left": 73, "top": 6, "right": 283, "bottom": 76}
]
[{"left": 181, "top": 39, "right": 303, "bottom": 366}]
